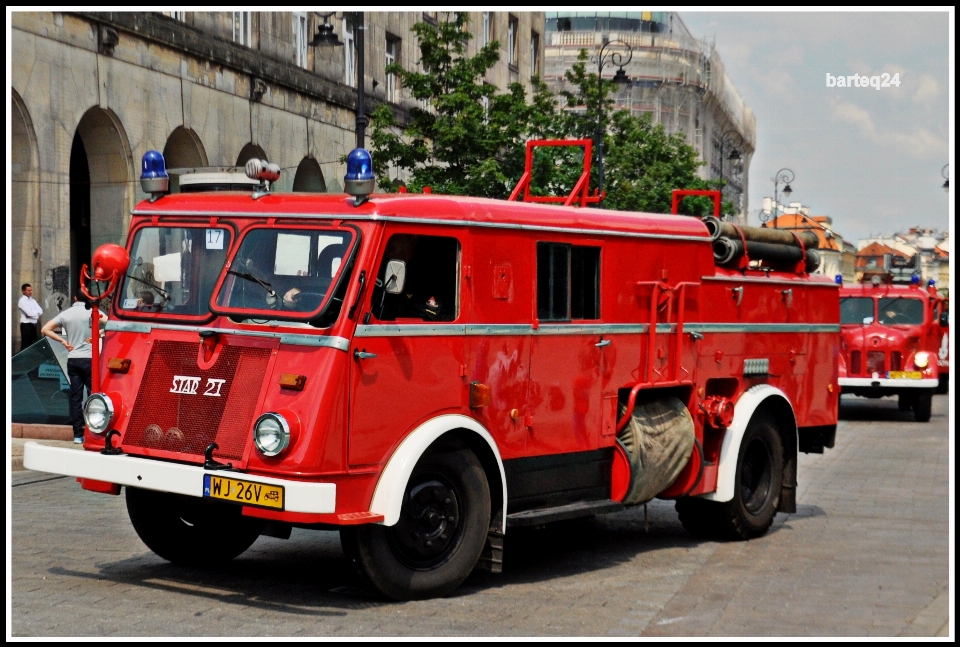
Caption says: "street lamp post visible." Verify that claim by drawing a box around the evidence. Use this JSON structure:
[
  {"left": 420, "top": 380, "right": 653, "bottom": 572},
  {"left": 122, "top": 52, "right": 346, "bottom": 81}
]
[
  {"left": 594, "top": 39, "right": 632, "bottom": 203},
  {"left": 770, "top": 168, "right": 795, "bottom": 229},
  {"left": 942, "top": 164, "right": 949, "bottom": 193},
  {"left": 718, "top": 129, "right": 743, "bottom": 221},
  {"left": 311, "top": 12, "right": 366, "bottom": 149}
]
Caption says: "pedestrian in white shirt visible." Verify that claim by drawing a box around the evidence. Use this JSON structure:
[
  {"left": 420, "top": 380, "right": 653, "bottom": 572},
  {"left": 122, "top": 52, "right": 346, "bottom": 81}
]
[
  {"left": 41, "top": 291, "right": 108, "bottom": 444},
  {"left": 18, "top": 283, "right": 44, "bottom": 352}
]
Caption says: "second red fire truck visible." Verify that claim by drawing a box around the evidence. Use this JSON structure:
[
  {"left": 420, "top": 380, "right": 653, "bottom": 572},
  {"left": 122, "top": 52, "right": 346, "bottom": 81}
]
[
  {"left": 838, "top": 274, "right": 947, "bottom": 420},
  {"left": 26, "top": 143, "right": 840, "bottom": 600}
]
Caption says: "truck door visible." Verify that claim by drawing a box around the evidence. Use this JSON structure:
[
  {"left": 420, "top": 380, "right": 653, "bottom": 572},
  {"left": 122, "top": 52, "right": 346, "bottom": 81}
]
[
  {"left": 840, "top": 295, "right": 874, "bottom": 377},
  {"left": 348, "top": 231, "right": 466, "bottom": 467},
  {"left": 526, "top": 242, "right": 604, "bottom": 455}
]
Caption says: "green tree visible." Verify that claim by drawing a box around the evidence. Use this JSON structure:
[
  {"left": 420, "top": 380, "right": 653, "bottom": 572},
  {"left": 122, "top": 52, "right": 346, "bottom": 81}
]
[{"left": 370, "top": 12, "right": 558, "bottom": 198}]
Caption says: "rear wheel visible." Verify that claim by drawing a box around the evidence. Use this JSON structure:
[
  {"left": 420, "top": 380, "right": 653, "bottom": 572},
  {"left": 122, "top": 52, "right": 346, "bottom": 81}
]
[
  {"left": 126, "top": 487, "right": 264, "bottom": 566},
  {"left": 342, "top": 447, "right": 490, "bottom": 600},
  {"left": 913, "top": 391, "right": 933, "bottom": 422},
  {"left": 677, "top": 414, "right": 783, "bottom": 540}
]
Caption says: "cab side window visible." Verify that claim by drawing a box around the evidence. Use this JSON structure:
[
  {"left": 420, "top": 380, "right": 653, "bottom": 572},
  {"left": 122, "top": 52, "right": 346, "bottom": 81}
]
[
  {"left": 370, "top": 234, "right": 460, "bottom": 322},
  {"left": 537, "top": 242, "right": 600, "bottom": 321}
]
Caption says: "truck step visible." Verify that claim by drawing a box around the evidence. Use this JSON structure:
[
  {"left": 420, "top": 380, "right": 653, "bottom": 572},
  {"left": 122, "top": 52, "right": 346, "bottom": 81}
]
[{"left": 506, "top": 499, "right": 623, "bottom": 527}]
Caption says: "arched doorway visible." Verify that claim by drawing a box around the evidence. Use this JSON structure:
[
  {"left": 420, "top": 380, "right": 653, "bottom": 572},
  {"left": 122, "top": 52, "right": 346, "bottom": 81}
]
[
  {"left": 12, "top": 90, "right": 41, "bottom": 349},
  {"left": 292, "top": 157, "right": 327, "bottom": 192},
  {"left": 236, "top": 143, "right": 267, "bottom": 166},
  {"left": 71, "top": 107, "right": 134, "bottom": 297},
  {"left": 163, "top": 126, "right": 208, "bottom": 192}
]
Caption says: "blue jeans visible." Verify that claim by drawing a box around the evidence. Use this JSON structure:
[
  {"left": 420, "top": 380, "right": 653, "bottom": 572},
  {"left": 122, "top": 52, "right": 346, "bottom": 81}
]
[{"left": 67, "top": 358, "right": 92, "bottom": 439}]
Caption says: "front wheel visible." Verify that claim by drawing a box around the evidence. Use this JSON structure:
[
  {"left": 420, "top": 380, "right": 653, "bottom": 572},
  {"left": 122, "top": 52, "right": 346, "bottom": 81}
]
[
  {"left": 913, "top": 391, "right": 933, "bottom": 422},
  {"left": 342, "top": 447, "right": 491, "bottom": 600},
  {"left": 126, "top": 487, "right": 264, "bottom": 566}
]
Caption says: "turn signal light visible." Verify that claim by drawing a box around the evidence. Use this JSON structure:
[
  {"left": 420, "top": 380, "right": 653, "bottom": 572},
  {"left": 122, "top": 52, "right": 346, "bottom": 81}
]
[
  {"left": 469, "top": 382, "right": 491, "bottom": 409},
  {"left": 107, "top": 358, "right": 131, "bottom": 373},
  {"left": 278, "top": 374, "right": 307, "bottom": 391}
]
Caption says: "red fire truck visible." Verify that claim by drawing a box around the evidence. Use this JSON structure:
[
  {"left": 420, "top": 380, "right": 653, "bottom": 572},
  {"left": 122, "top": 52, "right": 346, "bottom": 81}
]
[
  {"left": 26, "top": 143, "right": 840, "bottom": 600},
  {"left": 838, "top": 275, "right": 946, "bottom": 420}
]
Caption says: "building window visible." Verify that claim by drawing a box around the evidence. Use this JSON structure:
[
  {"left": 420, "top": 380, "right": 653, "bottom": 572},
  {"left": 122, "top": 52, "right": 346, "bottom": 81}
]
[
  {"left": 343, "top": 16, "right": 356, "bottom": 87},
  {"left": 233, "top": 11, "right": 252, "bottom": 47},
  {"left": 423, "top": 11, "right": 438, "bottom": 24},
  {"left": 481, "top": 12, "right": 492, "bottom": 47},
  {"left": 481, "top": 95, "right": 490, "bottom": 124},
  {"left": 385, "top": 36, "right": 400, "bottom": 103},
  {"left": 294, "top": 12, "right": 308, "bottom": 68},
  {"left": 163, "top": 11, "right": 185, "bottom": 21},
  {"left": 530, "top": 30, "right": 540, "bottom": 77},
  {"left": 537, "top": 243, "right": 600, "bottom": 321},
  {"left": 507, "top": 15, "right": 519, "bottom": 67}
]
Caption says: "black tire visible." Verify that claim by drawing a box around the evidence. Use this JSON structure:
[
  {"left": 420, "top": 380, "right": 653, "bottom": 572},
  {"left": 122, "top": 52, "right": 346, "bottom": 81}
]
[
  {"left": 936, "top": 374, "right": 948, "bottom": 395},
  {"left": 126, "top": 487, "right": 264, "bottom": 566},
  {"left": 914, "top": 391, "right": 933, "bottom": 422},
  {"left": 898, "top": 394, "right": 914, "bottom": 411},
  {"left": 676, "top": 414, "right": 783, "bottom": 540},
  {"left": 343, "top": 448, "right": 491, "bottom": 600}
]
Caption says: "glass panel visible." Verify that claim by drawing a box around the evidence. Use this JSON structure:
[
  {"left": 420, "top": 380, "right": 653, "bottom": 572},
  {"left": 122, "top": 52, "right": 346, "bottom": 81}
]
[
  {"left": 11, "top": 337, "right": 72, "bottom": 424},
  {"left": 878, "top": 297, "right": 924, "bottom": 325},
  {"left": 370, "top": 234, "right": 460, "bottom": 322},
  {"left": 217, "top": 228, "right": 353, "bottom": 317},
  {"left": 571, "top": 246, "right": 600, "bottom": 320},
  {"left": 840, "top": 297, "right": 874, "bottom": 325},
  {"left": 119, "top": 227, "right": 231, "bottom": 317},
  {"left": 537, "top": 242, "right": 570, "bottom": 321}
]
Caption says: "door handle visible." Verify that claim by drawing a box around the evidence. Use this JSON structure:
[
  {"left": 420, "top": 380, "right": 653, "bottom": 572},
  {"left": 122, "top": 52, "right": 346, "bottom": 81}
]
[
  {"left": 595, "top": 338, "right": 611, "bottom": 348},
  {"left": 354, "top": 349, "right": 377, "bottom": 360},
  {"left": 781, "top": 288, "right": 793, "bottom": 308},
  {"left": 732, "top": 286, "right": 744, "bottom": 306}
]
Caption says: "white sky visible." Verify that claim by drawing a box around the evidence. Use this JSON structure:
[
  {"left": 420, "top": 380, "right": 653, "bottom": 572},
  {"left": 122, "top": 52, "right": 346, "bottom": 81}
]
[{"left": 680, "top": 10, "right": 953, "bottom": 245}]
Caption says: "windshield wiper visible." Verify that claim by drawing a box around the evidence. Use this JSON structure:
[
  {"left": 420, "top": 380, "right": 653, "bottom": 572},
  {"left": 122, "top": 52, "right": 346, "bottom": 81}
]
[
  {"left": 227, "top": 269, "right": 278, "bottom": 299},
  {"left": 126, "top": 273, "right": 170, "bottom": 299}
]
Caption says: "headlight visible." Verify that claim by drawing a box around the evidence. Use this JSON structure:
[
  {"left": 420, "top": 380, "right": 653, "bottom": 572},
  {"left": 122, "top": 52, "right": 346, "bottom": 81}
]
[
  {"left": 83, "top": 393, "right": 114, "bottom": 434},
  {"left": 913, "top": 351, "right": 930, "bottom": 369},
  {"left": 253, "top": 413, "right": 290, "bottom": 457}
]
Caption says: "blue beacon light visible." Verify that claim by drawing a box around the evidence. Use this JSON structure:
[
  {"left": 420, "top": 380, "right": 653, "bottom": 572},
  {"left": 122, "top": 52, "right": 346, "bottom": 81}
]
[
  {"left": 344, "top": 148, "right": 375, "bottom": 206},
  {"left": 834, "top": 274, "right": 843, "bottom": 285},
  {"left": 910, "top": 274, "right": 921, "bottom": 285},
  {"left": 928, "top": 279, "right": 936, "bottom": 288},
  {"left": 140, "top": 150, "right": 169, "bottom": 201}
]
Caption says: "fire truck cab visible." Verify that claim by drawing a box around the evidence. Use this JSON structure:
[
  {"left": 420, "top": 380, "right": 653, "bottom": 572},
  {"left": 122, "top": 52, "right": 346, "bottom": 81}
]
[
  {"left": 26, "top": 147, "right": 840, "bottom": 600},
  {"left": 838, "top": 275, "right": 946, "bottom": 421}
]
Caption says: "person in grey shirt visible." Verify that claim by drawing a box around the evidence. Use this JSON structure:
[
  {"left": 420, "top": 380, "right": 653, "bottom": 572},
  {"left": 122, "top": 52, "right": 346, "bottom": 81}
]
[{"left": 41, "top": 291, "right": 108, "bottom": 444}]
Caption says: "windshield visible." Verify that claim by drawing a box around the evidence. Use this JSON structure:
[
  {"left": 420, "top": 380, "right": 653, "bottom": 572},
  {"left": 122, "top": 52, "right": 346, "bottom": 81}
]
[
  {"left": 214, "top": 227, "right": 354, "bottom": 322},
  {"left": 840, "top": 297, "right": 875, "bottom": 325},
  {"left": 118, "top": 226, "right": 231, "bottom": 318},
  {"left": 878, "top": 297, "right": 924, "bottom": 325}
]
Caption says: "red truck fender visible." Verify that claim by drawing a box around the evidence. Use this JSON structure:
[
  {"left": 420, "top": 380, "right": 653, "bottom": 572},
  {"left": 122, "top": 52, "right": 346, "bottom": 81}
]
[
  {"left": 699, "top": 384, "right": 797, "bottom": 503},
  {"left": 368, "top": 414, "right": 508, "bottom": 533}
]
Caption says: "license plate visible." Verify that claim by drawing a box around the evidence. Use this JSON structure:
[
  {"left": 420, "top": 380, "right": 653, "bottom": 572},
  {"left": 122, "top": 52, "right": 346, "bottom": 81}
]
[
  {"left": 887, "top": 371, "right": 923, "bottom": 379},
  {"left": 203, "top": 474, "right": 284, "bottom": 510}
]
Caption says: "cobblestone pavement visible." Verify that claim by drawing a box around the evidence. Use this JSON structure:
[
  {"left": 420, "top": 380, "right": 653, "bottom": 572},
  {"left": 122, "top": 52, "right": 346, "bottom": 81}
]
[{"left": 10, "top": 395, "right": 951, "bottom": 637}]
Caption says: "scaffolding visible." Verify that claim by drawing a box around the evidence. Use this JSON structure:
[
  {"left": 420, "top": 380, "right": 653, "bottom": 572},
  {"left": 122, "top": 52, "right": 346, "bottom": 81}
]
[{"left": 544, "top": 12, "right": 756, "bottom": 220}]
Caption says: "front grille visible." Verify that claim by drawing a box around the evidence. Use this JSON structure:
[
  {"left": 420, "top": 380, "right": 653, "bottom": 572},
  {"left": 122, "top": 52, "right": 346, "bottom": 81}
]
[
  {"left": 866, "top": 351, "right": 885, "bottom": 376},
  {"left": 850, "top": 351, "right": 862, "bottom": 375},
  {"left": 890, "top": 351, "right": 902, "bottom": 372},
  {"left": 124, "top": 341, "right": 272, "bottom": 463}
]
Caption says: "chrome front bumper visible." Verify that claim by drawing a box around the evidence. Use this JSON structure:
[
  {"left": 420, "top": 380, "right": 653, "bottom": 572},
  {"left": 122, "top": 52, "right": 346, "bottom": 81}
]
[{"left": 23, "top": 442, "right": 336, "bottom": 514}]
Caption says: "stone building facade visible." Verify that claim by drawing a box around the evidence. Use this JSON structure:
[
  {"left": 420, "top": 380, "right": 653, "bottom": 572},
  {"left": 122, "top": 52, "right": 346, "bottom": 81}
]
[
  {"left": 10, "top": 11, "right": 545, "bottom": 350},
  {"left": 543, "top": 12, "right": 756, "bottom": 223}
]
